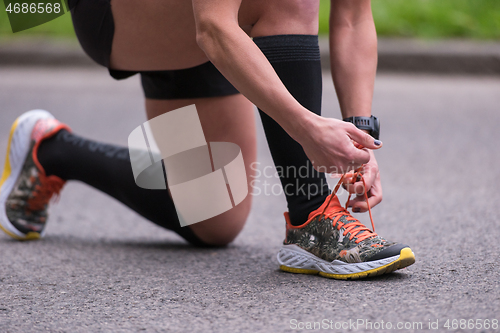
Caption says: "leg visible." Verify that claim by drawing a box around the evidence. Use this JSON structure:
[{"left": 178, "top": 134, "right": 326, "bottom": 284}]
[
  {"left": 245, "top": 0, "right": 331, "bottom": 225},
  {"left": 69, "top": 0, "right": 328, "bottom": 239},
  {"left": 245, "top": 0, "right": 415, "bottom": 278},
  {"left": 145, "top": 95, "right": 257, "bottom": 245},
  {"left": 37, "top": 95, "right": 256, "bottom": 246},
  {"left": 64, "top": 0, "right": 257, "bottom": 245}
]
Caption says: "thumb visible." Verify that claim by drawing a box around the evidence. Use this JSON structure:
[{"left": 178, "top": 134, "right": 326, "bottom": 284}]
[{"left": 345, "top": 124, "right": 382, "bottom": 150}]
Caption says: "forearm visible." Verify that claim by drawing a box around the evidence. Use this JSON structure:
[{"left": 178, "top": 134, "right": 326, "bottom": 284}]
[
  {"left": 195, "top": 20, "right": 315, "bottom": 143},
  {"left": 329, "top": 0, "right": 377, "bottom": 119}
]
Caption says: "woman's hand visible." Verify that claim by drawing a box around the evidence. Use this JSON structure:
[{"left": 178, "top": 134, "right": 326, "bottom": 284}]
[
  {"left": 342, "top": 149, "right": 383, "bottom": 212},
  {"left": 297, "top": 114, "right": 382, "bottom": 174}
]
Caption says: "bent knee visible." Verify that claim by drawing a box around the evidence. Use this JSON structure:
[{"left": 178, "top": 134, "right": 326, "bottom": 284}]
[
  {"left": 193, "top": 215, "right": 248, "bottom": 247},
  {"left": 189, "top": 198, "right": 252, "bottom": 246}
]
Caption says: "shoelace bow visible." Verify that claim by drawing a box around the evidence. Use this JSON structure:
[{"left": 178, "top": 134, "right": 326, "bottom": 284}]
[
  {"left": 27, "top": 175, "right": 64, "bottom": 211},
  {"left": 320, "top": 166, "right": 377, "bottom": 244}
]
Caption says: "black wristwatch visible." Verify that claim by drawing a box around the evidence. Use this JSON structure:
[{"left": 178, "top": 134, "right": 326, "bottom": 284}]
[{"left": 343, "top": 116, "right": 380, "bottom": 140}]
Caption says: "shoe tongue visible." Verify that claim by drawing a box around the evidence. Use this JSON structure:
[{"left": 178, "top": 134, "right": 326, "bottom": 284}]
[
  {"left": 326, "top": 194, "right": 342, "bottom": 208},
  {"left": 307, "top": 194, "right": 342, "bottom": 220}
]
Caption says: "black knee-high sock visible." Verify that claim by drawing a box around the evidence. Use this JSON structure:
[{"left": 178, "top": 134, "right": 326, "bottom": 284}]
[
  {"left": 37, "top": 129, "right": 207, "bottom": 246},
  {"left": 253, "top": 35, "right": 329, "bottom": 226}
]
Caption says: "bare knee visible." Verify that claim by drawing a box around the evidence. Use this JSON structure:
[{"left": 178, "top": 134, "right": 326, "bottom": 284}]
[
  {"left": 188, "top": 196, "right": 252, "bottom": 246},
  {"left": 249, "top": 0, "right": 320, "bottom": 36}
]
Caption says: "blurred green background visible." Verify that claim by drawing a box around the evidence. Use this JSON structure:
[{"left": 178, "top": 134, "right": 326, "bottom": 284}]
[{"left": 1, "top": 0, "right": 500, "bottom": 40}]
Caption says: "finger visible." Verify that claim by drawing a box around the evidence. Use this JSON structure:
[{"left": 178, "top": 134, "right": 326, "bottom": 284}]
[
  {"left": 341, "top": 176, "right": 352, "bottom": 192},
  {"left": 353, "top": 142, "right": 365, "bottom": 149},
  {"left": 347, "top": 196, "right": 366, "bottom": 212},
  {"left": 347, "top": 162, "right": 377, "bottom": 194},
  {"left": 343, "top": 170, "right": 371, "bottom": 195},
  {"left": 349, "top": 193, "right": 383, "bottom": 213},
  {"left": 349, "top": 178, "right": 383, "bottom": 212},
  {"left": 360, "top": 168, "right": 377, "bottom": 193},
  {"left": 341, "top": 173, "right": 356, "bottom": 185},
  {"left": 345, "top": 123, "right": 382, "bottom": 150},
  {"left": 343, "top": 149, "right": 370, "bottom": 171},
  {"left": 344, "top": 181, "right": 366, "bottom": 195}
]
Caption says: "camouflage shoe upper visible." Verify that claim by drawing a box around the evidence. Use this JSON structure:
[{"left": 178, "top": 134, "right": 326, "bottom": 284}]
[
  {"left": 284, "top": 194, "right": 396, "bottom": 264},
  {"left": 5, "top": 118, "right": 68, "bottom": 235}
]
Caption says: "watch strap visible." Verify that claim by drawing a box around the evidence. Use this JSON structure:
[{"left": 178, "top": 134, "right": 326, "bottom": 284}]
[{"left": 343, "top": 116, "right": 380, "bottom": 140}]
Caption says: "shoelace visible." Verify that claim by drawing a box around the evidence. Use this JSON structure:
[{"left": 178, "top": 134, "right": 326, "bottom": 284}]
[
  {"left": 320, "top": 166, "right": 377, "bottom": 244},
  {"left": 27, "top": 175, "right": 64, "bottom": 211}
]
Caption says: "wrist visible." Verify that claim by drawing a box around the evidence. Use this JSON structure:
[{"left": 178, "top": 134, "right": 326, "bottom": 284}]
[{"left": 281, "top": 107, "right": 319, "bottom": 143}]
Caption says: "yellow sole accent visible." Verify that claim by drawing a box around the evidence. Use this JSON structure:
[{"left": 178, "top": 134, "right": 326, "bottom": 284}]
[
  {"left": 0, "top": 223, "right": 41, "bottom": 241},
  {"left": 279, "top": 266, "right": 320, "bottom": 275},
  {"left": 280, "top": 248, "right": 416, "bottom": 280},
  {"left": 0, "top": 118, "right": 18, "bottom": 189},
  {"left": 0, "top": 117, "right": 41, "bottom": 241}
]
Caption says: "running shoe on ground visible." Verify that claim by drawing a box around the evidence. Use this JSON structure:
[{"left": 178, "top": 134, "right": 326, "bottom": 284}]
[
  {"left": 277, "top": 185, "right": 415, "bottom": 280},
  {"left": 0, "top": 110, "right": 70, "bottom": 240}
]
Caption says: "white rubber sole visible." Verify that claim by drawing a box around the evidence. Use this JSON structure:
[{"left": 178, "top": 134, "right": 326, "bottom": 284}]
[
  {"left": 0, "top": 110, "right": 54, "bottom": 240},
  {"left": 277, "top": 244, "right": 415, "bottom": 280}
]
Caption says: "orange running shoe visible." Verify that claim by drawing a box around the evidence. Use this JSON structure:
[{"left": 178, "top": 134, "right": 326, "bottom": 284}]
[
  {"left": 0, "top": 110, "right": 70, "bottom": 240},
  {"left": 277, "top": 176, "right": 415, "bottom": 279}
]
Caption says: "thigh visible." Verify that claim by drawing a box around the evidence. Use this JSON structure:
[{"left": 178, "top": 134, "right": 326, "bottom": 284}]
[
  {"left": 110, "top": 0, "right": 209, "bottom": 70},
  {"left": 146, "top": 95, "right": 257, "bottom": 245}
]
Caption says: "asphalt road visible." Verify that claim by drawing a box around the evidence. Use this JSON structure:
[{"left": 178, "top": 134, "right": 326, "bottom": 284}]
[{"left": 0, "top": 68, "right": 499, "bottom": 333}]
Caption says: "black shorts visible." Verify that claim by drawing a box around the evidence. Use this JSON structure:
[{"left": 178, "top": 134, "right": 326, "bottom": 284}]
[{"left": 69, "top": 0, "right": 239, "bottom": 99}]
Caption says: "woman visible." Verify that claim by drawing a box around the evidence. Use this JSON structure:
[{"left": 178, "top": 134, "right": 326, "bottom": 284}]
[{"left": 0, "top": 0, "right": 414, "bottom": 279}]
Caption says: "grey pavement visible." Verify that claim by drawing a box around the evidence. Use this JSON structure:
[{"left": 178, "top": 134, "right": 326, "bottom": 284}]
[
  {"left": 1, "top": 37, "right": 500, "bottom": 75},
  {"left": 0, "top": 67, "right": 500, "bottom": 332}
]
